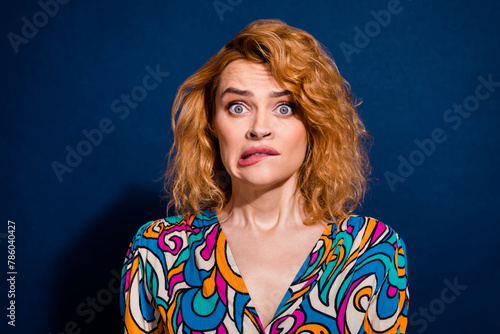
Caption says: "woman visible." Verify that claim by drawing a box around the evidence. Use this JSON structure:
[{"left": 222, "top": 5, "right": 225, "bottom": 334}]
[{"left": 120, "top": 19, "right": 409, "bottom": 334}]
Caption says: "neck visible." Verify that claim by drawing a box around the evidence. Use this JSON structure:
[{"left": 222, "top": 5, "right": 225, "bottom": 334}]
[{"left": 219, "top": 175, "right": 309, "bottom": 230}]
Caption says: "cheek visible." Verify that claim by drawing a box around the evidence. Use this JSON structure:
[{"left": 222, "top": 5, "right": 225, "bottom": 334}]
[
  {"left": 290, "top": 124, "right": 308, "bottom": 152},
  {"left": 215, "top": 124, "right": 233, "bottom": 149},
  {"left": 214, "top": 118, "right": 240, "bottom": 162}
]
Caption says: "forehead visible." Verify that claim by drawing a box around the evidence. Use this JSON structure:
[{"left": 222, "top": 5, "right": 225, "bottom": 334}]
[{"left": 217, "top": 60, "right": 283, "bottom": 94}]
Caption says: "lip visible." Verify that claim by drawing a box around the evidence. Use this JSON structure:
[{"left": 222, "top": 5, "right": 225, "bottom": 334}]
[
  {"left": 240, "top": 146, "right": 280, "bottom": 159},
  {"left": 238, "top": 146, "right": 280, "bottom": 166}
]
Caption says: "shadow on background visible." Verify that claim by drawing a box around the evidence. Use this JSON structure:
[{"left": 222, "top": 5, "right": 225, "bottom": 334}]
[{"left": 48, "top": 185, "right": 172, "bottom": 334}]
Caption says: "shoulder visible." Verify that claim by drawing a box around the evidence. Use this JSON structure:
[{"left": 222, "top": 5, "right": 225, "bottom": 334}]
[
  {"left": 333, "top": 215, "right": 408, "bottom": 291},
  {"left": 333, "top": 216, "right": 409, "bottom": 332},
  {"left": 334, "top": 215, "right": 407, "bottom": 260},
  {"left": 129, "top": 208, "right": 220, "bottom": 246},
  {"left": 338, "top": 215, "right": 405, "bottom": 243},
  {"left": 123, "top": 209, "right": 221, "bottom": 277}
]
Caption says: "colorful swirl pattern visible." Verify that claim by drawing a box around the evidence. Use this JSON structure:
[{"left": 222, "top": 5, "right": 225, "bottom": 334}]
[{"left": 120, "top": 208, "right": 409, "bottom": 333}]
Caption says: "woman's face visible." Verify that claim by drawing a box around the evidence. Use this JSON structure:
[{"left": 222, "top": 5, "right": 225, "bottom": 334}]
[{"left": 213, "top": 59, "right": 308, "bottom": 191}]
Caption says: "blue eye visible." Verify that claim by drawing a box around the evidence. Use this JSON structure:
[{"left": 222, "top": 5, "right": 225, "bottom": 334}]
[
  {"left": 278, "top": 105, "right": 292, "bottom": 115},
  {"left": 229, "top": 104, "right": 245, "bottom": 114}
]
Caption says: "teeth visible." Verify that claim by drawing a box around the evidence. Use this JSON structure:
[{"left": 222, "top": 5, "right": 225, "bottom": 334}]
[{"left": 244, "top": 153, "right": 270, "bottom": 159}]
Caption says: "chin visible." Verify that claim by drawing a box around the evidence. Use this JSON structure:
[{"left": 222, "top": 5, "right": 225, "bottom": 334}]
[{"left": 234, "top": 170, "right": 298, "bottom": 190}]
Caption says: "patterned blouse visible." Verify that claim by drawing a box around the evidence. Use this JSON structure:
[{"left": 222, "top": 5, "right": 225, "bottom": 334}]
[{"left": 120, "top": 208, "right": 409, "bottom": 333}]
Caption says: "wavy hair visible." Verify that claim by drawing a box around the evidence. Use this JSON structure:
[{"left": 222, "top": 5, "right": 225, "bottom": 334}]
[{"left": 164, "top": 19, "right": 371, "bottom": 224}]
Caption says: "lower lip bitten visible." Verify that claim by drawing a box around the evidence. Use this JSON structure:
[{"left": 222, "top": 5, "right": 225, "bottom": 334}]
[{"left": 238, "top": 154, "right": 275, "bottom": 166}]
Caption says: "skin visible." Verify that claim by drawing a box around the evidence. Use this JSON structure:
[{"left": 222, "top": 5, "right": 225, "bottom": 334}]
[{"left": 213, "top": 60, "right": 327, "bottom": 329}]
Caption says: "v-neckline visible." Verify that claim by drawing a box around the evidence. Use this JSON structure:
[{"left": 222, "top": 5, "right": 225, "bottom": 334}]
[{"left": 211, "top": 209, "right": 335, "bottom": 332}]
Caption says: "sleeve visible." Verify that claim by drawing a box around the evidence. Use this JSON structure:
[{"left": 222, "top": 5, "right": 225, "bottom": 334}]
[
  {"left": 120, "top": 223, "right": 166, "bottom": 334},
  {"left": 363, "top": 229, "right": 409, "bottom": 334}
]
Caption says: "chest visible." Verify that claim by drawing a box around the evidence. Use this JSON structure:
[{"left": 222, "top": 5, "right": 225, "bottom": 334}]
[
  {"left": 227, "top": 234, "right": 314, "bottom": 284},
  {"left": 221, "top": 225, "right": 328, "bottom": 328}
]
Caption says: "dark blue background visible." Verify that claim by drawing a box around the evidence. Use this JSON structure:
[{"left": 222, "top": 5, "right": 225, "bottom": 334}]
[{"left": 2, "top": 0, "right": 499, "bottom": 333}]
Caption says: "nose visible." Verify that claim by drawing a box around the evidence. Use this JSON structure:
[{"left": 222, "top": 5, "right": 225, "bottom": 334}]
[{"left": 247, "top": 109, "right": 272, "bottom": 139}]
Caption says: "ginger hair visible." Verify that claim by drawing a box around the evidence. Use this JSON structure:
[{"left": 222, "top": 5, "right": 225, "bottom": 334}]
[{"left": 164, "top": 19, "right": 371, "bottom": 224}]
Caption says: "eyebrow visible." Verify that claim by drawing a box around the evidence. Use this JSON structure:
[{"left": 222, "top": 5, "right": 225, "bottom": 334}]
[{"left": 220, "top": 87, "right": 291, "bottom": 99}]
